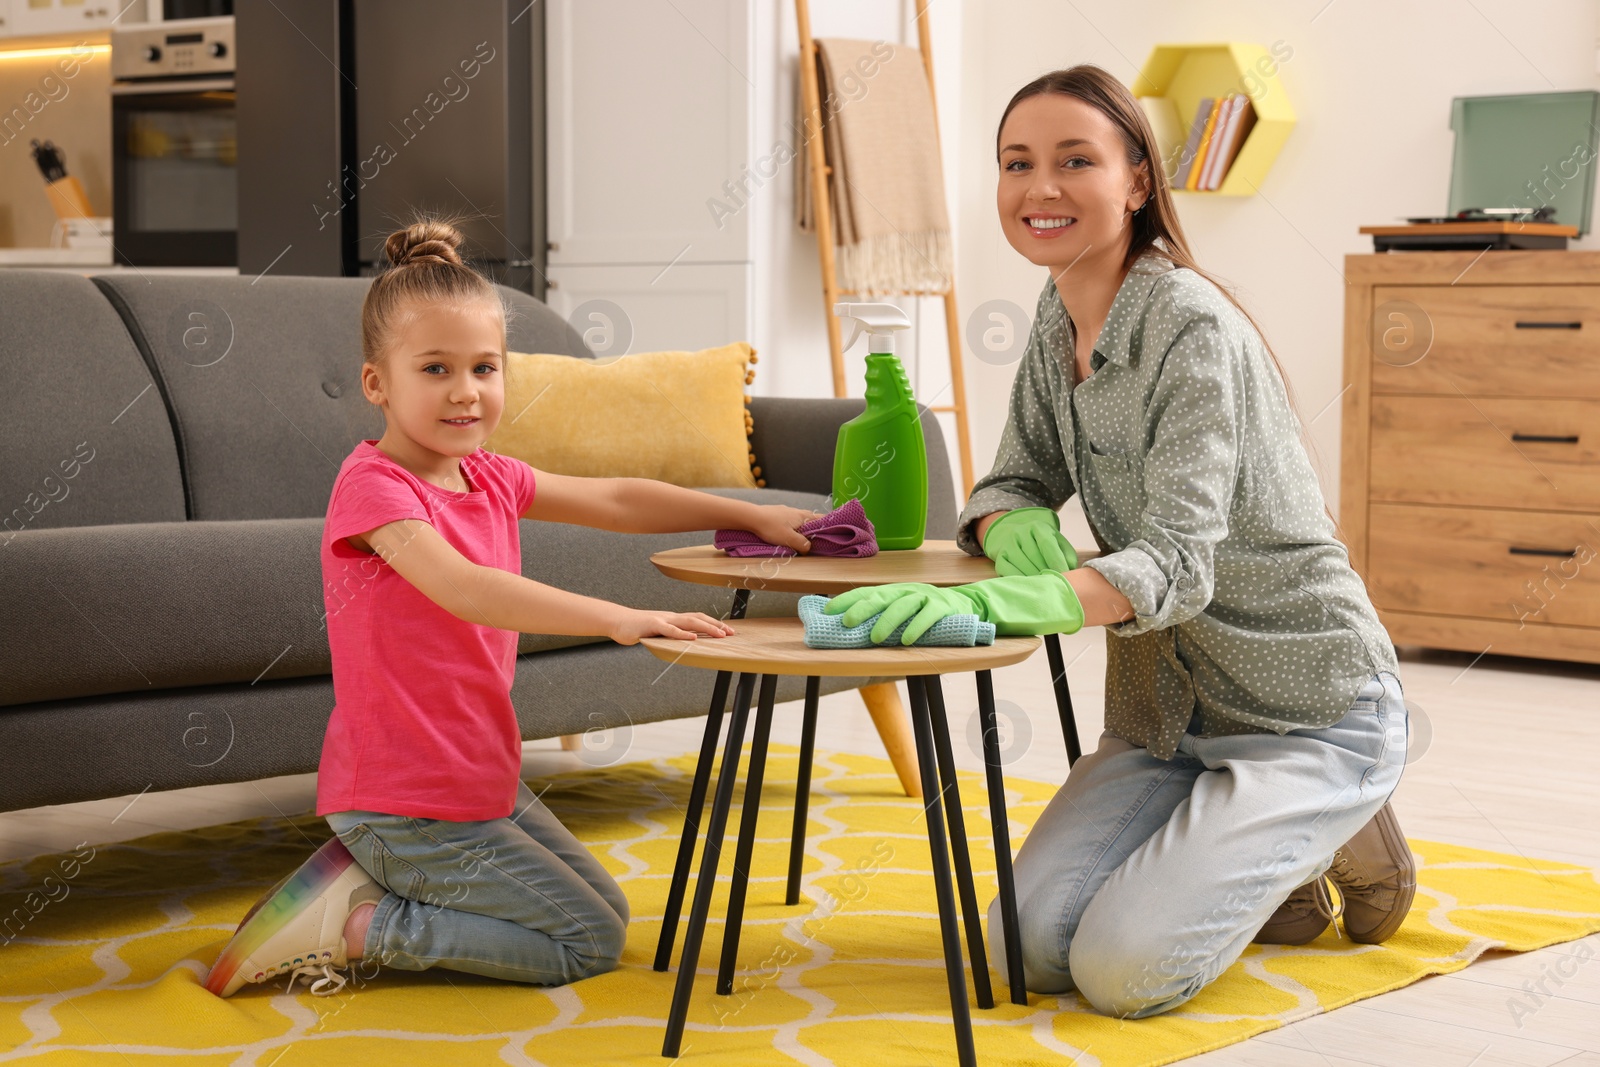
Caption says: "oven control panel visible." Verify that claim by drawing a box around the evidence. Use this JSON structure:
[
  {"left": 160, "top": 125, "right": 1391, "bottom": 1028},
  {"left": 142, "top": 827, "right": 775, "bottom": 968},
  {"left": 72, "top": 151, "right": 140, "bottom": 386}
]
[{"left": 111, "top": 15, "right": 235, "bottom": 80}]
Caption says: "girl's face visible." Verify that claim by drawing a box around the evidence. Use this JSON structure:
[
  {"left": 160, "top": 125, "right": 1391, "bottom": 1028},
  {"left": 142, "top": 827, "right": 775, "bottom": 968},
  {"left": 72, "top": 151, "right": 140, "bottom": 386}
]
[
  {"left": 996, "top": 93, "right": 1148, "bottom": 273},
  {"left": 363, "top": 298, "right": 506, "bottom": 459}
]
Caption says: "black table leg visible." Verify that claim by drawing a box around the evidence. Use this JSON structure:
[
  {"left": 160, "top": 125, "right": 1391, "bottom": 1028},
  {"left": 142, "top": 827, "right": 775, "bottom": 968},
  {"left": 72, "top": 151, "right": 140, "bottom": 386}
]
[
  {"left": 662, "top": 671, "right": 756, "bottom": 1059},
  {"left": 905, "top": 676, "right": 977, "bottom": 1067},
  {"left": 653, "top": 588, "right": 750, "bottom": 973},
  {"left": 785, "top": 676, "right": 820, "bottom": 906},
  {"left": 976, "top": 669, "right": 1027, "bottom": 1006},
  {"left": 924, "top": 675, "right": 994, "bottom": 1011},
  {"left": 1043, "top": 633, "right": 1082, "bottom": 765},
  {"left": 717, "top": 673, "right": 778, "bottom": 995}
]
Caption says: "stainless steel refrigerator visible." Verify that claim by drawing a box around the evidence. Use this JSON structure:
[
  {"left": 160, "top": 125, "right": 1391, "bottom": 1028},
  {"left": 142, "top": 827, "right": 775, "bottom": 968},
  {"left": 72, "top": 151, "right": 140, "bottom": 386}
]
[{"left": 234, "top": 0, "right": 543, "bottom": 295}]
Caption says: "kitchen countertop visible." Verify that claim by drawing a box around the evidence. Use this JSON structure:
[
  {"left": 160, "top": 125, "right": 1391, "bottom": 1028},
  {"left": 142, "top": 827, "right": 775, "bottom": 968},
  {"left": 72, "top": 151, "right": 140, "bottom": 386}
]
[{"left": 0, "top": 249, "right": 239, "bottom": 275}]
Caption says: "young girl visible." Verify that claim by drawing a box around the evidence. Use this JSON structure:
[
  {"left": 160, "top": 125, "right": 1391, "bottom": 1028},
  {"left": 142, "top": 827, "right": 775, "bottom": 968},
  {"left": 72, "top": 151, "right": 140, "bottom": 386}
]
[
  {"left": 825, "top": 66, "right": 1413, "bottom": 1018},
  {"left": 204, "top": 219, "right": 819, "bottom": 998}
]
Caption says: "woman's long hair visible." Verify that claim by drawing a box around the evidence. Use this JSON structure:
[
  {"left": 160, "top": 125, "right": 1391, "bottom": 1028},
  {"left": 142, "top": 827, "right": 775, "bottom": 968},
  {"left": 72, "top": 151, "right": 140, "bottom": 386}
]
[{"left": 997, "top": 66, "right": 1347, "bottom": 540}]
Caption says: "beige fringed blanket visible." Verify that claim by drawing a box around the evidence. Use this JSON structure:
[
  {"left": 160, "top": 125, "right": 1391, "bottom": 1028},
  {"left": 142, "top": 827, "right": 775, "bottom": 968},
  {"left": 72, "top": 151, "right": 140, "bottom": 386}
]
[{"left": 796, "top": 38, "right": 953, "bottom": 296}]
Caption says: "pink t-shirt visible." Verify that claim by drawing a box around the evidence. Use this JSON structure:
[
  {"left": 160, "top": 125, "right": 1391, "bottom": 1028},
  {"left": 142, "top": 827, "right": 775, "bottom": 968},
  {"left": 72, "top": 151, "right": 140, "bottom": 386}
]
[{"left": 316, "top": 440, "right": 537, "bottom": 820}]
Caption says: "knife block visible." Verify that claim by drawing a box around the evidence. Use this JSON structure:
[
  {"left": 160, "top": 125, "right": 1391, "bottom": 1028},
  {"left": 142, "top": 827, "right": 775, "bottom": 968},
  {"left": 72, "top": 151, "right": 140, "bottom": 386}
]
[{"left": 44, "top": 175, "right": 92, "bottom": 221}]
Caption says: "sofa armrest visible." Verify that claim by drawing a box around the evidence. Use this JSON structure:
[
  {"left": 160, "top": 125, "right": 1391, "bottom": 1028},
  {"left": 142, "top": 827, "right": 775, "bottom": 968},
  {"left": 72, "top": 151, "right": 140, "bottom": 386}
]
[{"left": 746, "top": 397, "right": 958, "bottom": 539}]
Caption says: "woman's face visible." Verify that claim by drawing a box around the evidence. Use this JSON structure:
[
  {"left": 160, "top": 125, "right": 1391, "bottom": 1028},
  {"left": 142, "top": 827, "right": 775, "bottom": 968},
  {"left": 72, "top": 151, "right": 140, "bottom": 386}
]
[
  {"left": 363, "top": 297, "right": 507, "bottom": 459},
  {"left": 996, "top": 93, "right": 1148, "bottom": 273}
]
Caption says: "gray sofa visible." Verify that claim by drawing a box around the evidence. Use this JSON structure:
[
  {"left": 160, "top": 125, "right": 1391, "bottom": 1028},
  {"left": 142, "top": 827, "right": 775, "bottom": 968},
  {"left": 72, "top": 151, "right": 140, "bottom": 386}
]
[{"left": 0, "top": 270, "right": 957, "bottom": 814}]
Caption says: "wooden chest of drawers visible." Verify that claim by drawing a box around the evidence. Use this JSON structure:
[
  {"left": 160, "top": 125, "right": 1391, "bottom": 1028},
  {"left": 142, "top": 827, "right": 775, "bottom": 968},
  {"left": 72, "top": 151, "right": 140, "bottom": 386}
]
[{"left": 1341, "top": 251, "right": 1600, "bottom": 665}]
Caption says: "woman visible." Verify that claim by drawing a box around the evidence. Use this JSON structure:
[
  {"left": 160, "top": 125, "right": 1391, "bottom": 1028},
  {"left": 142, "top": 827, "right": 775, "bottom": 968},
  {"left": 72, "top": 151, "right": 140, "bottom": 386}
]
[{"left": 825, "top": 65, "right": 1414, "bottom": 1018}]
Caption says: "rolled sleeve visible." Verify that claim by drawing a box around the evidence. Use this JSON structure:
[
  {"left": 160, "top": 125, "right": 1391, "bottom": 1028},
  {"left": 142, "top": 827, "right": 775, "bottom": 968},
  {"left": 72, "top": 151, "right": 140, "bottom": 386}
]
[
  {"left": 955, "top": 329, "right": 1075, "bottom": 556},
  {"left": 1083, "top": 315, "right": 1240, "bottom": 636}
]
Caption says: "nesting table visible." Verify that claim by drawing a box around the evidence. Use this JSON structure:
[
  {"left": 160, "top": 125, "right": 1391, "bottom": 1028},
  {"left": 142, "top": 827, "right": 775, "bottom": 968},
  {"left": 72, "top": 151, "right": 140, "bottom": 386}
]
[
  {"left": 642, "top": 540, "right": 1097, "bottom": 1065},
  {"left": 641, "top": 618, "right": 1038, "bottom": 1066}
]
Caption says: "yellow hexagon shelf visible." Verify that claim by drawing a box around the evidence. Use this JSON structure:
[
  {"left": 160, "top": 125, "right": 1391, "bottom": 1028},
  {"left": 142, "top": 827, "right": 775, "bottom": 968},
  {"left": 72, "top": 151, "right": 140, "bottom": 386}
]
[{"left": 1132, "top": 42, "right": 1296, "bottom": 196}]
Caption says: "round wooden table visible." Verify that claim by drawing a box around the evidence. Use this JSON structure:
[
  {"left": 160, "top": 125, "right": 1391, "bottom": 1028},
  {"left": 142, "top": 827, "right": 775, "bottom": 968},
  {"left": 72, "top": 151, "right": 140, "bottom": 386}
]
[
  {"left": 639, "top": 617, "right": 1040, "bottom": 1067},
  {"left": 646, "top": 538, "right": 1098, "bottom": 1056},
  {"left": 651, "top": 539, "right": 1092, "bottom": 780}
]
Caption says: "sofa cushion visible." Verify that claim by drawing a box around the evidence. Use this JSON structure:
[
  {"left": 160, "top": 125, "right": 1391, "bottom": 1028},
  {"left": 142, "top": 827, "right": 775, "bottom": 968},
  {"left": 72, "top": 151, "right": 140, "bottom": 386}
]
[
  {"left": 487, "top": 343, "right": 761, "bottom": 488},
  {"left": 0, "top": 271, "right": 185, "bottom": 532},
  {"left": 0, "top": 487, "right": 830, "bottom": 709},
  {"left": 0, "top": 645, "right": 893, "bottom": 812},
  {"left": 1, "top": 519, "right": 341, "bottom": 708},
  {"left": 88, "top": 274, "right": 591, "bottom": 522}
]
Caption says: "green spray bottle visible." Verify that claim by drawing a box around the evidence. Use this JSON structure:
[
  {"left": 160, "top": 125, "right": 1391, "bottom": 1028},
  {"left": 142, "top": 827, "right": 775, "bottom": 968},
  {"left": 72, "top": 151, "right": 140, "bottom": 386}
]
[{"left": 831, "top": 302, "right": 927, "bottom": 550}]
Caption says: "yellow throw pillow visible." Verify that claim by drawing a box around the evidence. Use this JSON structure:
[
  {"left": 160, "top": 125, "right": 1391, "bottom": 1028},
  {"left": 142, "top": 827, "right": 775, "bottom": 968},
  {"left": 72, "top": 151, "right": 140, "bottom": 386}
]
[{"left": 484, "top": 342, "right": 766, "bottom": 489}]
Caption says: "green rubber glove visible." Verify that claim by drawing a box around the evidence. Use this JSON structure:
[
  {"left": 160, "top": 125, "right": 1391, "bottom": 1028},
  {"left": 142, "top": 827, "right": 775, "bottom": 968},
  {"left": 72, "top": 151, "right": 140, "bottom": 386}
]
[
  {"left": 953, "top": 572, "right": 1086, "bottom": 636},
  {"left": 823, "top": 572, "right": 1087, "bottom": 644},
  {"left": 823, "top": 582, "right": 981, "bottom": 645},
  {"left": 981, "top": 507, "right": 1079, "bottom": 577}
]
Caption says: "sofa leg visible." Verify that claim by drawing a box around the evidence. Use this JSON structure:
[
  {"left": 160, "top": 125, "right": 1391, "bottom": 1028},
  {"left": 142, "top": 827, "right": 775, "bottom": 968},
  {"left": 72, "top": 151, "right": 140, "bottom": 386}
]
[
  {"left": 859, "top": 682, "right": 921, "bottom": 798},
  {"left": 559, "top": 734, "right": 583, "bottom": 752}
]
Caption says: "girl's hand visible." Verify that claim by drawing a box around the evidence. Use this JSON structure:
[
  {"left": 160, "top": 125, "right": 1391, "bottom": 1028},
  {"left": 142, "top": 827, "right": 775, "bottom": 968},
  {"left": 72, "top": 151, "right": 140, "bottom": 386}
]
[
  {"left": 610, "top": 609, "right": 735, "bottom": 646},
  {"left": 745, "top": 504, "right": 822, "bottom": 554}
]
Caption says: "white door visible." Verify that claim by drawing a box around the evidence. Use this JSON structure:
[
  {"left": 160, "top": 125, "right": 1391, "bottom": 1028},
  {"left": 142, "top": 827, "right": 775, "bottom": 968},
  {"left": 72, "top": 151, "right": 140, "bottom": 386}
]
[
  {"left": 544, "top": 262, "right": 752, "bottom": 356},
  {"left": 545, "top": 0, "right": 753, "bottom": 266}
]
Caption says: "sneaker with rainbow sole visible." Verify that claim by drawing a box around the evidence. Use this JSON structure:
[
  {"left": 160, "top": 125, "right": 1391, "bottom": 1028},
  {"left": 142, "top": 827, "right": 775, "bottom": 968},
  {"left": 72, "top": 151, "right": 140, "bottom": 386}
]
[{"left": 204, "top": 835, "right": 383, "bottom": 997}]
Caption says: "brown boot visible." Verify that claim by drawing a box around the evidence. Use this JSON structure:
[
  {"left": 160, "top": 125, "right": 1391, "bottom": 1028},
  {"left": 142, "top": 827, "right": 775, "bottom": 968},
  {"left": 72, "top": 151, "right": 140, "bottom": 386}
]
[
  {"left": 1325, "top": 801, "right": 1416, "bottom": 944},
  {"left": 1252, "top": 875, "right": 1341, "bottom": 945}
]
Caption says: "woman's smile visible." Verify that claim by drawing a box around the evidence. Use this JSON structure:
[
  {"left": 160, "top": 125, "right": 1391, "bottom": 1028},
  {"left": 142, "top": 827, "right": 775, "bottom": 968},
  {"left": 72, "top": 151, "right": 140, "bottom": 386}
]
[{"left": 1023, "top": 213, "right": 1078, "bottom": 238}]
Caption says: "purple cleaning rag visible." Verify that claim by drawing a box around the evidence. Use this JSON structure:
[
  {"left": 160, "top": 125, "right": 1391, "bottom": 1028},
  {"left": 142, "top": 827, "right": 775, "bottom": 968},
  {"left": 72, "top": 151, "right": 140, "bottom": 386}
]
[{"left": 714, "top": 497, "right": 877, "bottom": 558}]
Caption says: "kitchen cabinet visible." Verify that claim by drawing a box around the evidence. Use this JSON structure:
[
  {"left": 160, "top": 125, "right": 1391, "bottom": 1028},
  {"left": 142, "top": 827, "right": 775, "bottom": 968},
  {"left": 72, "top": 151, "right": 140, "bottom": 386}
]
[{"left": 0, "top": 0, "right": 146, "bottom": 37}]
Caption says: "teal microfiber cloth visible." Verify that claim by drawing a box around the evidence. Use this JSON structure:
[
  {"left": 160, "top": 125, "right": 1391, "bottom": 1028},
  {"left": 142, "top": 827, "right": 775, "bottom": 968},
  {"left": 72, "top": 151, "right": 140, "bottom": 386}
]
[{"left": 798, "top": 593, "right": 995, "bottom": 648}]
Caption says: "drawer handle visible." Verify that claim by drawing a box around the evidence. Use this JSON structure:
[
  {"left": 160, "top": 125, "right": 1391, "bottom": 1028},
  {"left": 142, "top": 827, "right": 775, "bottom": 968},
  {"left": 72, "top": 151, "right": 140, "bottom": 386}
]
[
  {"left": 1509, "top": 432, "right": 1580, "bottom": 444},
  {"left": 1513, "top": 320, "right": 1583, "bottom": 329},
  {"left": 1508, "top": 545, "right": 1578, "bottom": 558}
]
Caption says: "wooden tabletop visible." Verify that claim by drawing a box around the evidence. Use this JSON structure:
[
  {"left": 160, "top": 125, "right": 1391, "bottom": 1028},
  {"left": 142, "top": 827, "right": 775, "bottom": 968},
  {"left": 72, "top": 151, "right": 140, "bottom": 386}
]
[
  {"left": 651, "top": 539, "right": 1100, "bottom": 595},
  {"left": 639, "top": 617, "right": 1040, "bottom": 677}
]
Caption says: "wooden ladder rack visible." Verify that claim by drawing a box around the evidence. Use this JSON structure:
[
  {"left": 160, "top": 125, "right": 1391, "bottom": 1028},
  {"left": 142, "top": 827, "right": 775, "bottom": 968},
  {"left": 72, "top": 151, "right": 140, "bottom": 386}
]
[{"left": 794, "top": 0, "right": 976, "bottom": 498}]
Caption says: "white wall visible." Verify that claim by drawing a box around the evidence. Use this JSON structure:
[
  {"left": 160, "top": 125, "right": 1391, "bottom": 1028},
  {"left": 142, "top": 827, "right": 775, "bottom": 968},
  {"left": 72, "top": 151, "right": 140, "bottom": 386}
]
[{"left": 951, "top": 0, "right": 1600, "bottom": 544}]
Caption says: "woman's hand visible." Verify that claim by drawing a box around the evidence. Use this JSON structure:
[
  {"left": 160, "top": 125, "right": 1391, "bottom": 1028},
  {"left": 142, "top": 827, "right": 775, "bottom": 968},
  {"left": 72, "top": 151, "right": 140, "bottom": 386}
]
[
  {"left": 609, "top": 609, "right": 735, "bottom": 645},
  {"left": 743, "top": 504, "right": 822, "bottom": 553},
  {"left": 980, "top": 507, "right": 1078, "bottom": 576},
  {"left": 824, "top": 582, "right": 979, "bottom": 645}
]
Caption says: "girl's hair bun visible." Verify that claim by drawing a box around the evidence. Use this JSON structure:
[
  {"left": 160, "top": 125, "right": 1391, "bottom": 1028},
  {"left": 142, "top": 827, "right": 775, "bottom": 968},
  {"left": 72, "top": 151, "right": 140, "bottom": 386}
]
[
  {"left": 361, "top": 214, "right": 503, "bottom": 367},
  {"left": 384, "top": 220, "right": 465, "bottom": 269}
]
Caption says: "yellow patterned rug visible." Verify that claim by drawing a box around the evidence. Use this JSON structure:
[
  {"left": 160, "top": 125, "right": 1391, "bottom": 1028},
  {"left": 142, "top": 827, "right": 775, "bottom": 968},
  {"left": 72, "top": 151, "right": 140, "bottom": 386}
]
[{"left": 3, "top": 746, "right": 1599, "bottom": 1066}]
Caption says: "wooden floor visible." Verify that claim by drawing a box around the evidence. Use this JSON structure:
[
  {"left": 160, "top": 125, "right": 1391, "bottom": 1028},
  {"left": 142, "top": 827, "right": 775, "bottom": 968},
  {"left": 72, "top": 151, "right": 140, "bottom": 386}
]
[{"left": 3, "top": 632, "right": 1597, "bottom": 1066}]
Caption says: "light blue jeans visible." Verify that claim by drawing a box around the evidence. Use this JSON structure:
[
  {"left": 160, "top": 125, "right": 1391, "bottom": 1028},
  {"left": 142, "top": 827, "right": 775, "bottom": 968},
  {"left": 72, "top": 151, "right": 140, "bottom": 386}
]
[
  {"left": 989, "top": 670, "right": 1408, "bottom": 1017},
  {"left": 324, "top": 779, "right": 628, "bottom": 985}
]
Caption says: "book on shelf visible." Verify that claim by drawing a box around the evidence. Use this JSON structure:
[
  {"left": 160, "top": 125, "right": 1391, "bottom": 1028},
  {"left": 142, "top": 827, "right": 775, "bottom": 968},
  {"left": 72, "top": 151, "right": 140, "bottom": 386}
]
[
  {"left": 1172, "top": 96, "right": 1213, "bottom": 189},
  {"left": 1202, "top": 94, "right": 1257, "bottom": 190},
  {"left": 1173, "top": 93, "right": 1260, "bottom": 191},
  {"left": 1185, "top": 96, "right": 1225, "bottom": 190}
]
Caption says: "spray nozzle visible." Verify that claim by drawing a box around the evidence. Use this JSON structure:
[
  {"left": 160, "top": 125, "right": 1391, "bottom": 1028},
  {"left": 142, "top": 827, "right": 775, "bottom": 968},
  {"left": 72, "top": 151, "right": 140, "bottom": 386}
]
[{"left": 834, "top": 302, "right": 912, "bottom": 356}]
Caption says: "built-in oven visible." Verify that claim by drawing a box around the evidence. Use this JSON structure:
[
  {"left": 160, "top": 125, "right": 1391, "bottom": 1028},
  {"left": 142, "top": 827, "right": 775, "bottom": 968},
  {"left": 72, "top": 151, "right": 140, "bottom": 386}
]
[{"left": 110, "top": 16, "right": 236, "bottom": 267}]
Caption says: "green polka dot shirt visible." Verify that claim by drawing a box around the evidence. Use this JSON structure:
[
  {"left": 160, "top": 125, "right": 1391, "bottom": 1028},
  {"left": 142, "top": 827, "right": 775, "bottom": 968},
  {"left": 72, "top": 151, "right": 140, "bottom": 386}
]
[{"left": 956, "top": 251, "right": 1400, "bottom": 759}]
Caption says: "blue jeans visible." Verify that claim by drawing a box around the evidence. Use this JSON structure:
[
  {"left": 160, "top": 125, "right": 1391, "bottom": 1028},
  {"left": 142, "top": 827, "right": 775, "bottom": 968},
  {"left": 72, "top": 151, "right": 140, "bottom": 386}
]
[
  {"left": 324, "top": 779, "right": 629, "bottom": 985},
  {"left": 989, "top": 670, "right": 1408, "bottom": 1017}
]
